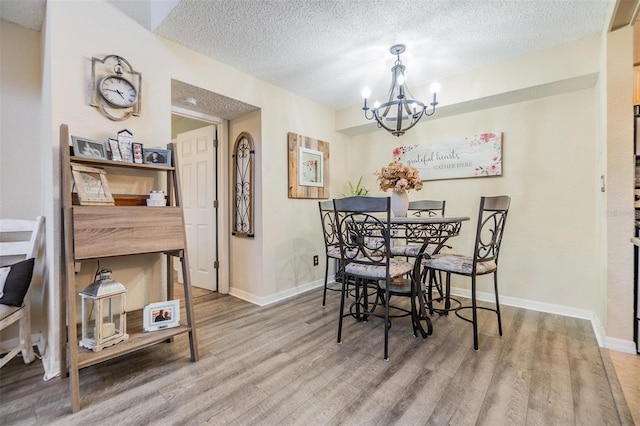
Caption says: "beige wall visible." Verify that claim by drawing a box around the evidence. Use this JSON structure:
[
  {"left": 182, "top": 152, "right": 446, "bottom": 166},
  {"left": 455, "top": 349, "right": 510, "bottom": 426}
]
[
  {"left": 606, "top": 26, "right": 635, "bottom": 344},
  {"left": 350, "top": 88, "right": 601, "bottom": 314},
  {"left": 228, "top": 110, "right": 263, "bottom": 299},
  {"left": 0, "top": 19, "right": 49, "bottom": 367},
  {"left": 0, "top": 20, "right": 42, "bottom": 219},
  {"left": 43, "top": 1, "right": 351, "bottom": 317}
]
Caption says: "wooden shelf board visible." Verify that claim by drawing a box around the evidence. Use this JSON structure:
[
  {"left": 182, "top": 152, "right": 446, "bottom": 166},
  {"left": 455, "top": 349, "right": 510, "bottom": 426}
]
[
  {"left": 70, "top": 155, "right": 175, "bottom": 171},
  {"left": 72, "top": 206, "right": 185, "bottom": 259},
  {"left": 77, "top": 325, "right": 192, "bottom": 369}
]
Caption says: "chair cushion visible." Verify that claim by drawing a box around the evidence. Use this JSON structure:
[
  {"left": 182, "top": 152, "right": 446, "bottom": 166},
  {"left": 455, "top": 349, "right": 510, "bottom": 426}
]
[
  {"left": 422, "top": 254, "right": 496, "bottom": 275},
  {"left": 327, "top": 247, "right": 342, "bottom": 259},
  {"left": 391, "top": 244, "right": 437, "bottom": 257},
  {"left": 345, "top": 258, "right": 413, "bottom": 280},
  {"left": 0, "top": 258, "right": 34, "bottom": 307}
]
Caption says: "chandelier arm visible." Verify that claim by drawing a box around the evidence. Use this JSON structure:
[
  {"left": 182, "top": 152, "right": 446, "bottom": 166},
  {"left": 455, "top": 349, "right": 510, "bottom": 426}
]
[{"left": 395, "top": 102, "right": 405, "bottom": 133}]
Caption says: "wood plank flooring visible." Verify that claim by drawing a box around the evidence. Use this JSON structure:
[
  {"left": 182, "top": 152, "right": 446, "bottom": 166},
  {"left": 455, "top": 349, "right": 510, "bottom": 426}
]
[{"left": 0, "top": 286, "right": 635, "bottom": 425}]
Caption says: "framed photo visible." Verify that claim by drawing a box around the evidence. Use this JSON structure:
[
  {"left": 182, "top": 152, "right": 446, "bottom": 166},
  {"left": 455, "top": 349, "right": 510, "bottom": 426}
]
[
  {"left": 132, "top": 142, "right": 144, "bottom": 164},
  {"left": 71, "top": 136, "right": 108, "bottom": 160},
  {"left": 70, "top": 163, "right": 114, "bottom": 205},
  {"left": 108, "top": 138, "right": 122, "bottom": 161},
  {"left": 143, "top": 299, "right": 180, "bottom": 332},
  {"left": 298, "top": 147, "right": 323, "bottom": 187},
  {"left": 143, "top": 148, "right": 172, "bottom": 166}
]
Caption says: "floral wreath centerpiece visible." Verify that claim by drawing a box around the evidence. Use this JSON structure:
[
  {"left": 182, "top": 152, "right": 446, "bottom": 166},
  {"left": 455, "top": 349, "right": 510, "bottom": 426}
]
[{"left": 376, "top": 162, "right": 423, "bottom": 193}]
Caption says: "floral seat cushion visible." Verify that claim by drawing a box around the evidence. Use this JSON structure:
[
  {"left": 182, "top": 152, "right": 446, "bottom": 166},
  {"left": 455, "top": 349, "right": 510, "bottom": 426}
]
[
  {"left": 345, "top": 258, "right": 413, "bottom": 280},
  {"left": 391, "top": 244, "right": 438, "bottom": 258},
  {"left": 422, "top": 253, "right": 496, "bottom": 275}
]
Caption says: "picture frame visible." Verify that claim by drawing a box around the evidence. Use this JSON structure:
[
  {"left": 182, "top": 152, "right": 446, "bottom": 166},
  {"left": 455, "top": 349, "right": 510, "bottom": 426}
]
[
  {"left": 143, "top": 148, "right": 172, "bottom": 166},
  {"left": 71, "top": 136, "right": 108, "bottom": 160},
  {"left": 143, "top": 299, "right": 180, "bottom": 332},
  {"left": 70, "top": 163, "right": 115, "bottom": 205},
  {"left": 298, "top": 147, "right": 324, "bottom": 187},
  {"left": 287, "top": 132, "right": 329, "bottom": 199},
  {"left": 108, "top": 138, "right": 122, "bottom": 161},
  {"left": 132, "top": 142, "right": 144, "bottom": 164},
  {"left": 118, "top": 129, "right": 133, "bottom": 162}
]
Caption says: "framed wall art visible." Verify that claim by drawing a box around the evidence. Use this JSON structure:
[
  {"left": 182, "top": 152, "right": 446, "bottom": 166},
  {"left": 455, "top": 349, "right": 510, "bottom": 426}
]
[
  {"left": 298, "top": 147, "right": 323, "bottom": 187},
  {"left": 232, "top": 132, "right": 255, "bottom": 238},
  {"left": 143, "top": 300, "right": 180, "bottom": 332},
  {"left": 287, "top": 132, "right": 329, "bottom": 199},
  {"left": 393, "top": 132, "right": 502, "bottom": 181},
  {"left": 70, "top": 163, "right": 115, "bottom": 205}
]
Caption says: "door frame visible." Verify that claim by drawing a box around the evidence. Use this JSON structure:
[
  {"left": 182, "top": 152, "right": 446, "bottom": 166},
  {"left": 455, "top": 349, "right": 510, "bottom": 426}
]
[{"left": 171, "top": 106, "right": 230, "bottom": 294}]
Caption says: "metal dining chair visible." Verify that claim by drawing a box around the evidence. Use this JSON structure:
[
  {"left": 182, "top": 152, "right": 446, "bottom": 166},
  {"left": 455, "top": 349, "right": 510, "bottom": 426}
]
[
  {"left": 318, "top": 200, "right": 342, "bottom": 306},
  {"left": 391, "top": 199, "right": 446, "bottom": 258},
  {"left": 421, "top": 195, "right": 511, "bottom": 350},
  {"left": 333, "top": 196, "right": 426, "bottom": 360},
  {"left": 390, "top": 200, "right": 447, "bottom": 311}
]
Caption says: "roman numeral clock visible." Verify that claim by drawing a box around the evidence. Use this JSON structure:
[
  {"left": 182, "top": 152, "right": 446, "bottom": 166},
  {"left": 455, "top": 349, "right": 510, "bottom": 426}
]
[{"left": 90, "top": 55, "right": 142, "bottom": 121}]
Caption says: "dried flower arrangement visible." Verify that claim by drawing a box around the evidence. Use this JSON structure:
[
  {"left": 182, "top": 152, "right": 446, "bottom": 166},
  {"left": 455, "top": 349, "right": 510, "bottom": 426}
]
[{"left": 376, "top": 162, "right": 423, "bottom": 193}]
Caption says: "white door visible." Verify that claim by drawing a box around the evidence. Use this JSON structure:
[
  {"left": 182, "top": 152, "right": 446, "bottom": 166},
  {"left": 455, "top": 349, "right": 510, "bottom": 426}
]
[{"left": 176, "top": 125, "right": 217, "bottom": 291}]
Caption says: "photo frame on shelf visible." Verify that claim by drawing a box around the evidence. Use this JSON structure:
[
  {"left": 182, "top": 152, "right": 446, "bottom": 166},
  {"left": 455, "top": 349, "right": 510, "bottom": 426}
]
[
  {"left": 132, "top": 142, "right": 144, "bottom": 164},
  {"left": 108, "top": 138, "right": 122, "bottom": 161},
  {"left": 117, "top": 129, "right": 133, "bottom": 162},
  {"left": 70, "top": 163, "right": 115, "bottom": 205},
  {"left": 143, "top": 148, "right": 172, "bottom": 166},
  {"left": 298, "top": 147, "right": 324, "bottom": 187},
  {"left": 143, "top": 299, "right": 180, "bottom": 332},
  {"left": 71, "top": 136, "right": 108, "bottom": 160}
]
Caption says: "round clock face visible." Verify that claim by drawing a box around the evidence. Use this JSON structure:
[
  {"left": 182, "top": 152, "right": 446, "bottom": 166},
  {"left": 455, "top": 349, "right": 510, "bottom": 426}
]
[{"left": 99, "top": 75, "right": 138, "bottom": 108}]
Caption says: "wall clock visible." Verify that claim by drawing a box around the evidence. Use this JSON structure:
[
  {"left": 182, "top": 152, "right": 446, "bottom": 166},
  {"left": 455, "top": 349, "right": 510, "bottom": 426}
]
[{"left": 90, "top": 55, "right": 142, "bottom": 121}]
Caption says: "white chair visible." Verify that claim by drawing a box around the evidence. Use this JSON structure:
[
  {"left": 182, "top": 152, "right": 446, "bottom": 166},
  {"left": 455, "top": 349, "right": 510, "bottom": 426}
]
[{"left": 0, "top": 216, "right": 44, "bottom": 368}]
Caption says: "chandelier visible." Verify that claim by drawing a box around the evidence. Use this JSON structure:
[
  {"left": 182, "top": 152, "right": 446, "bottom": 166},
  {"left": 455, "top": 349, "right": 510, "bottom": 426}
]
[{"left": 362, "top": 44, "right": 440, "bottom": 137}]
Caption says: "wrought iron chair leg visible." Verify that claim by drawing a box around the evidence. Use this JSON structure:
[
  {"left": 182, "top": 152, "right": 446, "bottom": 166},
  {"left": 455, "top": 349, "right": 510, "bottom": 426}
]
[
  {"left": 384, "top": 285, "right": 390, "bottom": 361},
  {"left": 494, "top": 272, "right": 502, "bottom": 336},
  {"left": 322, "top": 258, "right": 330, "bottom": 306},
  {"left": 337, "top": 274, "right": 347, "bottom": 344},
  {"left": 444, "top": 273, "right": 452, "bottom": 315},
  {"left": 472, "top": 276, "right": 479, "bottom": 351}
]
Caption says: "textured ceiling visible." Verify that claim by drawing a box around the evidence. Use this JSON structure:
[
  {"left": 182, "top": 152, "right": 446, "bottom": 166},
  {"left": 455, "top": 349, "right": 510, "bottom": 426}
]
[
  {"left": 0, "top": 0, "right": 625, "bottom": 117},
  {"left": 154, "top": 0, "right": 611, "bottom": 110}
]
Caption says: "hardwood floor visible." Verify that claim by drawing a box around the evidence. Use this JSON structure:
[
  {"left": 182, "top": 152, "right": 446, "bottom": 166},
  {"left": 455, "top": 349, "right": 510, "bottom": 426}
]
[
  {"left": 610, "top": 349, "right": 640, "bottom": 425},
  {"left": 0, "top": 286, "right": 636, "bottom": 425}
]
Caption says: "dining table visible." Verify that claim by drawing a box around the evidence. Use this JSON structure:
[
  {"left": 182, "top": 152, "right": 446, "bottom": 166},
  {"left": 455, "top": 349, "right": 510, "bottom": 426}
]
[{"left": 386, "top": 214, "right": 471, "bottom": 338}]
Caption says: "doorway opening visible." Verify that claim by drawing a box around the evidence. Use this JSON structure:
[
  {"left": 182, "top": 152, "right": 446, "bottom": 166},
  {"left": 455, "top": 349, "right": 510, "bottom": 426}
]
[{"left": 172, "top": 114, "right": 219, "bottom": 293}]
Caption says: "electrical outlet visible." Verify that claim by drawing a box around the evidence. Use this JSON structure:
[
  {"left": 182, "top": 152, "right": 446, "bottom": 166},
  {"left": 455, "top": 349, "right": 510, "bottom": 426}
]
[{"left": 313, "top": 255, "right": 319, "bottom": 266}]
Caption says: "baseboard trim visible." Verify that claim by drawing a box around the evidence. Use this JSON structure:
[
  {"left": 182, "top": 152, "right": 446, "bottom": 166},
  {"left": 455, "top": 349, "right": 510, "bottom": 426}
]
[
  {"left": 605, "top": 336, "right": 638, "bottom": 354},
  {"left": 229, "top": 277, "right": 327, "bottom": 306},
  {"left": 230, "top": 279, "right": 636, "bottom": 352},
  {"left": 0, "top": 332, "right": 43, "bottom": 354},
  {"left": 450, "top": 286, "right": 638, "bottom": 351}
]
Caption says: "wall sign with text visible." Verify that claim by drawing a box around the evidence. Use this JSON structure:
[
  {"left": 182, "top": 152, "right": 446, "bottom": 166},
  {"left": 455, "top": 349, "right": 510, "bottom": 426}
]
[{"left": 393, "top": 132, "right": 502, "bottom": 181}]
